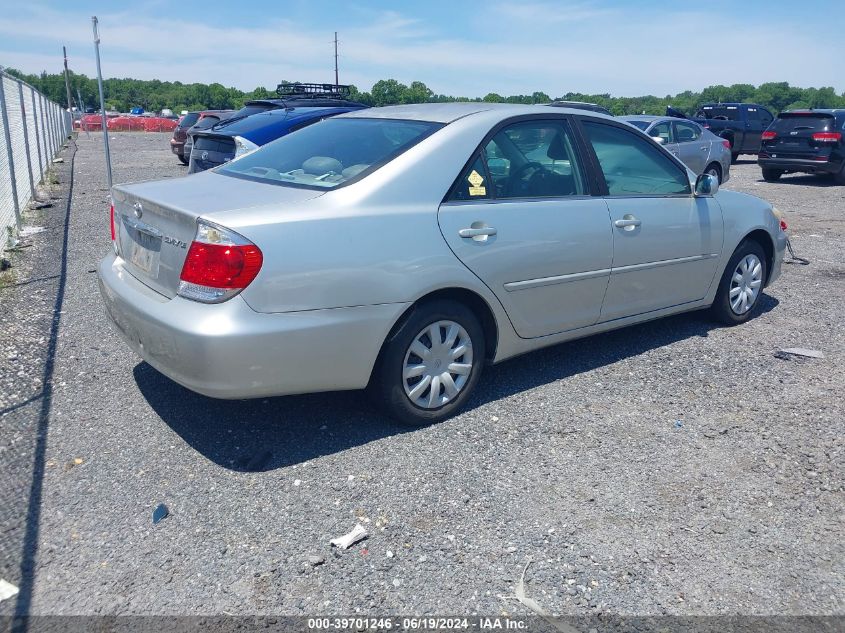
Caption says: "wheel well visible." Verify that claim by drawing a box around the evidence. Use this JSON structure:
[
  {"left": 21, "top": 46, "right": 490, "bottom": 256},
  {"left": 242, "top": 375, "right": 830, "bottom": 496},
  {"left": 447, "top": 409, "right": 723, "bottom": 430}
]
[
  {"left": 383, "top": 288, "right": 499, "bottom": 363},
  {"left": 743, "top": 229, "right": 775, "bottom": 284}
]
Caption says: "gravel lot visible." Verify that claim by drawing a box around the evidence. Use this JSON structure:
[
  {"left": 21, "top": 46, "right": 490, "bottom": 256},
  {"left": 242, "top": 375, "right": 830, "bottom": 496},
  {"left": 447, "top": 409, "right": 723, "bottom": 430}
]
[{"left": 1, "top": 133, "right": 842, "bottom": 619}]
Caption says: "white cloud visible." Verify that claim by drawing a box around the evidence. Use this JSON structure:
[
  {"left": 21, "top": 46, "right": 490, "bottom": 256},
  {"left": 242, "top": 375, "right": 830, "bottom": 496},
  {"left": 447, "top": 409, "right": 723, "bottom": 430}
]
[{"left": 0, "top": 4, "right": 842, "bottom": 97}]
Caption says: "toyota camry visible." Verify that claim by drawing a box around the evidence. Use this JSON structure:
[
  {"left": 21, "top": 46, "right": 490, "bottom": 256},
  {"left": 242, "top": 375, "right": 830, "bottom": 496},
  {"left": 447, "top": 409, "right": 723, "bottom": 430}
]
[{"left": 99, "top": 103, "right": 787, "bottom": 425}]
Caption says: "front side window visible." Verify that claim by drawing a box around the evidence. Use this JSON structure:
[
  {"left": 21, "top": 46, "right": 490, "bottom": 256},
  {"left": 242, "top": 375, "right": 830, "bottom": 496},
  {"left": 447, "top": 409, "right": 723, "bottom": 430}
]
[
  {"left": 649, "top": 121, "right": 674, "bottom": 145},
  {"left": 219, "top": 118, "right": 442, "bottom": 189},
  {"left": 674, "top": 121, "right": 702, "bottom": 143},
  {"left": 582, "top": 121, "right": 692, "bottom": 196},
  {"left": 451, "top": 120, "right": 586, "bottom": 201}
]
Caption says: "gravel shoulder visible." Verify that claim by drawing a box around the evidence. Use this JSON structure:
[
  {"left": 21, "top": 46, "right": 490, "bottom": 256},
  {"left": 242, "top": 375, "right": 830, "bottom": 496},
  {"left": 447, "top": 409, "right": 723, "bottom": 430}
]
[{"left": 0, "top": 135, "right": 842, "bottom": 617}]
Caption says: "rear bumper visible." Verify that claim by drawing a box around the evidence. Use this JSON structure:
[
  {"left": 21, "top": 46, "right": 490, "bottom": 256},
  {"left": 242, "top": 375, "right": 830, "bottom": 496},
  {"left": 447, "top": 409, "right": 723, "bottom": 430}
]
[
  {"left": 758, "top": 156, "right": 842, "bottom": 174},
  {"left": 169, "top": 139, "right": 184, "bottom": 155},
  {"left": 97, "top": 253, "right": 409, "bottom": 399}
]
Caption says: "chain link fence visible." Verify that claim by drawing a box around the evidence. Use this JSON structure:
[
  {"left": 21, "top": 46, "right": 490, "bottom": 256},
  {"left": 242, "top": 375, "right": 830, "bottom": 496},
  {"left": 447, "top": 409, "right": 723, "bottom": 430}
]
[{"left": 0, "top": 68, "right": 72, "bottom": 251}]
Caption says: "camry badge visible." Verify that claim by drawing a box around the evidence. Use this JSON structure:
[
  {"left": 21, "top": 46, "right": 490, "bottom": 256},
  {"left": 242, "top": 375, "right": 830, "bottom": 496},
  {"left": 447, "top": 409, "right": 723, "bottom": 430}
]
[{"left": 133, "top": 202, "right": 143, "bottom": 219}]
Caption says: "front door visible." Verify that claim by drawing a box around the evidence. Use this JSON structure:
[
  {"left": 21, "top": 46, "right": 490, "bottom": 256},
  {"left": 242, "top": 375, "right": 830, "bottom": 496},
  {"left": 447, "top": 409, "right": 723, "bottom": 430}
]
[
  {"left": 578, "top": 119, "right": 724, "bottom": 321},
  {"left": 438, "top": 119, "right": 613, "bottom": 339},
  {"left": 674, "top": 120, "right": 708, "bottom": 173}
]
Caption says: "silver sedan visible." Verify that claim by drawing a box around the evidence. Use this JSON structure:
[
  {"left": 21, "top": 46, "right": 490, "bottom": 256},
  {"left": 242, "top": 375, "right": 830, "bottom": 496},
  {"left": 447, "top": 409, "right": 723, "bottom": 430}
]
[
  {"left": 619, "top": 115, "right": 732, "bottom": 183},
  {"left": 99, "top": 103, "right": 785, "bottom": 425}
]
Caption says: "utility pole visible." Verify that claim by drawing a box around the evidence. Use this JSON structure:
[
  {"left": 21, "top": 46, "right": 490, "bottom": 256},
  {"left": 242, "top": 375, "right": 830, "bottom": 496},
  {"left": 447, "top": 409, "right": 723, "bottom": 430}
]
[
  {"left": 63, "top": 45, "right": 73, "bottom": 112},
  {"left": 334, "top": 32, "right": 339, "bottom": 87},
  {"left": 92, "top": 16, "right": 113, "bottom": 191}
]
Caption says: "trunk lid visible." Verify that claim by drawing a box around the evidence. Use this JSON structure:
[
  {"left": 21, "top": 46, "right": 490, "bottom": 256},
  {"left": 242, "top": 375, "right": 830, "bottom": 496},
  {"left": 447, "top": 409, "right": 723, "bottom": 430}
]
[
  {"left": 112, "top": 171, "right": 324, "bottom": 298},
  {"left": 764, "top": 112, "right": 837, "bottom": 160}
]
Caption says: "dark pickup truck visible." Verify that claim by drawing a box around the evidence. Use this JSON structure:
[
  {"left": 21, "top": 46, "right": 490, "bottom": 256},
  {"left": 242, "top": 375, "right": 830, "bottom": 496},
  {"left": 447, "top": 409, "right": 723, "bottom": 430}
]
[{"left": 668, "top": 103, "right": 774, "bottom": 162}]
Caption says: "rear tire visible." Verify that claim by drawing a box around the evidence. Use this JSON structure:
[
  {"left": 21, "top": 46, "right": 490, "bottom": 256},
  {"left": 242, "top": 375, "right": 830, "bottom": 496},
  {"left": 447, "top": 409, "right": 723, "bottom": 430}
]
[
  {"left": 762, "top": 168, "right": 783, "bottom": 182},
  {"left": 368, "top": 300, "right": 485, "bottom": 426},
  {"left": 704, "top": 162, "right": 722, "bottom": 184},
  {"left": 710, "top": 240, "right": 768, "bottom": 326},
  {"left": 834, "top": 165, "right": 845, "bottom": 185},
  {"left": 731, "top": 152, "right": 740, "bottom": 164}
]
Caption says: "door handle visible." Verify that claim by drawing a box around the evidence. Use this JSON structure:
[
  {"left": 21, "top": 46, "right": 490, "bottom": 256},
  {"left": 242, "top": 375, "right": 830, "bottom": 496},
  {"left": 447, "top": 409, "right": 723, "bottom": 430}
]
[
  {"left": 614, "top": 217, "right": 642, "bottom": 230},
  {"left": 700, "top": 146, "right": 709, "bottom": 151},
  {"left": 459, "top": 227, "right": 497, "bottom": 238}
]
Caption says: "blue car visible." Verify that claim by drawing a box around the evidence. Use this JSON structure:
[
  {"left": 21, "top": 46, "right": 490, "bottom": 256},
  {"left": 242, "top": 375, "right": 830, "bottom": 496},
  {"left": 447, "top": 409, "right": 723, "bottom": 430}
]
[{"left": 188, "top": 84, "right": 367, "bottom": 173}]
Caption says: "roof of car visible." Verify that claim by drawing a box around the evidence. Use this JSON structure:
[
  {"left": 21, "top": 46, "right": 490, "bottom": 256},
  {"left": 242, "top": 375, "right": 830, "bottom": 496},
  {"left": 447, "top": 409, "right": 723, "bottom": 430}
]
[
  {"left": 619, "top": 115, "right": 663, "bottom": 122},
  {"left": 339, "top": 102, "right": 615, "bottom": 124},
  {"left": 780, "top": 108, "right": 845, "bottom": 115}
]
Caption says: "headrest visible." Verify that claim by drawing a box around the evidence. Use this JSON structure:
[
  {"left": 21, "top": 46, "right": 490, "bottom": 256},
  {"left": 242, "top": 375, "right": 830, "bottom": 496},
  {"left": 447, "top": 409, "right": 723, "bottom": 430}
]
[
  {"left": 302, "top": 156, "right": 343, "bottom": 175},
  {"left": 547, "top": 133, "right": 569, "bottom": 161}
]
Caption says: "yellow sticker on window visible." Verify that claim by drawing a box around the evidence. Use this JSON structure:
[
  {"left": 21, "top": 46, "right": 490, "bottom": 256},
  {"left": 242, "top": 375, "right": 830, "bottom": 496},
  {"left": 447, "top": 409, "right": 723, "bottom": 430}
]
[
  {"left": 467, "top": 170, "right": 484, "bottom": 188},
  {"left": 468, "top": 186, "right": 487, "bottom": 196}
]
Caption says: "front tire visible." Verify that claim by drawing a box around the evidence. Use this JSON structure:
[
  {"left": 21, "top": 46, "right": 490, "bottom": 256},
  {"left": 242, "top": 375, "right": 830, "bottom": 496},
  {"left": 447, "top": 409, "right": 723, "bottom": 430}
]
[
  {"left": 369, "top": 300, "right": 485, "bottom": 425},
  {"left": 710, "top": 240, "right": 768, "bottom": 325},
  {"left": 704, "top": 162, "right": 722, "bottom": 184},
  {"left": 762, "top": 168, "right": 783, "bottom": 182}
]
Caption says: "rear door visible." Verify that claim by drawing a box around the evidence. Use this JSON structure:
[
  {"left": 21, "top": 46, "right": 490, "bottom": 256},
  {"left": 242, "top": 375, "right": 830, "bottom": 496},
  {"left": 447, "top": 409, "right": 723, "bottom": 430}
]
[
  {"left": 674, "top": 120, "right": 708, "bottom": 173},
  {"left": 764, "top": 112, "right": 839, "bottom": 161},
  {"left": 438, "top": 117, "right": 613, "bottom": 338},
  {"left": 743, "top": 106, "right": 771, "bottom": 151},
  {"left": 578, "top": 119, "right": 723, "bottom": 321}
]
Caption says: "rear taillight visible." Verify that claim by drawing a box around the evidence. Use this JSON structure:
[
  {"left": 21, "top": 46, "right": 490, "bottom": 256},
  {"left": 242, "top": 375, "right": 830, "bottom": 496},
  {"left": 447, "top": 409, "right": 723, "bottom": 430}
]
[
  {"left": 780, "top": 219, "right": 788, "bottom": 232},
  {"left": 761, "top": 131, "right": 777, "bottom": 141},
  {"left": 721, "top": 140, "right": 731, "bottom": 149},
  {"left": 812, "top": 132, "right": 841, "bottom": 143},
  {"left": 178, "top": 220, "right": 263, "bottom": 303}
]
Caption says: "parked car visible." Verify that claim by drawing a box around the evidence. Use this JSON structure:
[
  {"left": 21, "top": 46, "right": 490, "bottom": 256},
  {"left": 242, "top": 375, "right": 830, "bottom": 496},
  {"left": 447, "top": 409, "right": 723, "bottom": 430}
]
[
  {"left": 758, "top": 109, "right": 845, "bottom": 184},
  {"left": 170, "top": 110, "right": 233, "bottom": 165},
  {"left": 183, "top": 111, "right": 235, "bottom": 166},
  {"left": 619, "top": 115, "right": 731, "bottom": 183},
  {"left": 668, "top": 103, "right": 774, "bottom": 163},
  {"left": 549, "top": 100, "right": 612, "bottom": 115},
  {"left": 188, "top": 83, "right": 367, "bottom": 173},
  {"left": 99, "top": 103, "right": 786, "bottom": 425}
]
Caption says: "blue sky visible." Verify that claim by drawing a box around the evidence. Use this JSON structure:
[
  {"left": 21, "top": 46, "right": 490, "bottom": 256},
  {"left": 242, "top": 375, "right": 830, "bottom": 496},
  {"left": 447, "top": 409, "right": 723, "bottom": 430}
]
[{"left": 1, "top": 0, "right": 842, "bottom": 97}]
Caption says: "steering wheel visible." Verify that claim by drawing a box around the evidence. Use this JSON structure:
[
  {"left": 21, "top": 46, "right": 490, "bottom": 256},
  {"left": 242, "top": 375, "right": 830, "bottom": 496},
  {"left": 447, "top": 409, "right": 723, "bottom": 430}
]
[{"left": 508, "top": 161, "right": 550, "bottom": 196}]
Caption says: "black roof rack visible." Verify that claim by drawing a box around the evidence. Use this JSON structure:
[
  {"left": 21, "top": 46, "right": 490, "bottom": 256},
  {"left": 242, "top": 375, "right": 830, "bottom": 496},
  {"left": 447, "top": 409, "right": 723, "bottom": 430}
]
[{"left": 275, "top": 83, "right": 352, "bottom": 98}]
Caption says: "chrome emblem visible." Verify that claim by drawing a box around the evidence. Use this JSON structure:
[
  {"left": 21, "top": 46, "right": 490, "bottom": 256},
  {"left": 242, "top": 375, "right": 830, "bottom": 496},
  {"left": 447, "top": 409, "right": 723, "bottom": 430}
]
[
  {"left": 133, "top": 202, "right": 143, "bottom": 219},
  {"left": 201, "top": 151, "right": 209, "bottom": 161}
]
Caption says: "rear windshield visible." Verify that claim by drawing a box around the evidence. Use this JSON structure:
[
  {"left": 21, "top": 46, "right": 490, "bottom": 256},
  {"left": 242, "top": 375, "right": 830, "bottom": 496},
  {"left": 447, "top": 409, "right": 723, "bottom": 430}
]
[
  {"left": 219, "top": 117, "right": 442, "bottom": 189},
  {"left": 697, "top": 106, "right": 740, "bottom": 121},
  {"left": 772, "top": 113, "right": 835, "bottom": 132},
  {"left": 178, "top": 112, "right": 200, "bottom": 129},
  {"left": 624, "top": 120, "right": 650, "bottom": 131}
]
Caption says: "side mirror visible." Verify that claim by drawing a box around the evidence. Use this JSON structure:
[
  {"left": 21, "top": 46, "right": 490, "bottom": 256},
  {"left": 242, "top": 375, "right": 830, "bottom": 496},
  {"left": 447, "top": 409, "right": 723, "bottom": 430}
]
[
  {"left": 694, "top": 173, "right": 719, "bottom": 197},
  {"left": 651, "top": 136, "right": 666, "bottom": 145}
]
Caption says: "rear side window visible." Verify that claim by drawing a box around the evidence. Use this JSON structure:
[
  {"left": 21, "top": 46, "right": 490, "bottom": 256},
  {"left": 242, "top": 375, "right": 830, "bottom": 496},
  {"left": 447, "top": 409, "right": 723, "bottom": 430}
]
[
  {"left": 178, "top": 113, "right": 199, "bottom": 129},
  {"left": 193, "top": 116, "right": 221, "bottom": 130},
  {"left": 583, "top": 121, "right": 691, "bottom": 196},
  {"left": 699, "top": 106, "right": 740, "bottom": 121},
  {"left": 219, "top": 118, "right": 441, "bottom": 189}
]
